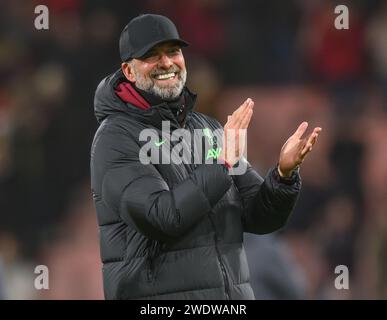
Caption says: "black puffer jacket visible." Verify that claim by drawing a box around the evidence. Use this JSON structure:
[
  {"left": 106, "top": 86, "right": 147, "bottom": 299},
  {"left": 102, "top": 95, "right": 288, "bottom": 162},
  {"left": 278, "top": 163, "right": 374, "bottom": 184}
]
[{"left": 90, "top": 69, "right": 301, "bottom": 300}]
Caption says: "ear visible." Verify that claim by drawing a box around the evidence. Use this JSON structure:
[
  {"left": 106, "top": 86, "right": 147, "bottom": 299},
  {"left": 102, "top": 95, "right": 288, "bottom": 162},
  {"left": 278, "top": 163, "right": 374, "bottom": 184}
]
[{"left": 121, "top": 62, "right": 136, "bottom": 83}]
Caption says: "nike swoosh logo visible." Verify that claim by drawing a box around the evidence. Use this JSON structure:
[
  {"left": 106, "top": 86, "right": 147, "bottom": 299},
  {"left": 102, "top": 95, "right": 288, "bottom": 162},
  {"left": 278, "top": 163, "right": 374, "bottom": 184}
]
[{"left": 155, "top": 139, "right": 166, "bottom": 147}]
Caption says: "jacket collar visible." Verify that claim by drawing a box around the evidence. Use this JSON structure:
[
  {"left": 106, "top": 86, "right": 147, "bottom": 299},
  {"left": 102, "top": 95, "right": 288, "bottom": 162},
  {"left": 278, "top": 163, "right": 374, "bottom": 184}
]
[{"left": 113, "top": 70, "right": 196, "bottom": 128}]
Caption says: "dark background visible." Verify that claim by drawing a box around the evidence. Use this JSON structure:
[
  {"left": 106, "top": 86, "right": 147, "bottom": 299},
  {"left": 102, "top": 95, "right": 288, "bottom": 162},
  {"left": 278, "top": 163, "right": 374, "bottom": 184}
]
[{"left": 0, "top": 0, "right": 386, "bottom": 299}]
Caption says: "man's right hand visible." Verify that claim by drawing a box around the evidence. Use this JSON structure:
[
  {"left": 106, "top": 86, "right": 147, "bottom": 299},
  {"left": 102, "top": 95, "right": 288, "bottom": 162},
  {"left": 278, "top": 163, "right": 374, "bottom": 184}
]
[{"left": 220, "top": 98, "right": 254, "bottom": 167}]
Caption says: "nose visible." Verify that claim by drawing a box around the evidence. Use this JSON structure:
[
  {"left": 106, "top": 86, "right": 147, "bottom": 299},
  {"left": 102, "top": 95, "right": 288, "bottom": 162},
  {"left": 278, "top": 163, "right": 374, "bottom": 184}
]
[{"left": 158, "top": 54, "right": 173, "bottom": 69}]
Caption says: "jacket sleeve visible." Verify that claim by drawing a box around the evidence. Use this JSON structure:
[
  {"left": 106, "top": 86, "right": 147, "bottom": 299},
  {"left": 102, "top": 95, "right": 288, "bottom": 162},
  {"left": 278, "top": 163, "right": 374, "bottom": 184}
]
[
  {"left": 99, "top": 128, "right": 232, "bottom": 242},
  {"left": 232, "top": 158, "right": 301, "bottom": 234}
]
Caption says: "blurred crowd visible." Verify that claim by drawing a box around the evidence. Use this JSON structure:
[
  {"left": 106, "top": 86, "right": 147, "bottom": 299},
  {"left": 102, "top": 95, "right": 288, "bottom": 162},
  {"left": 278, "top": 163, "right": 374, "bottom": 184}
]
[{"left": 0, "top": 0, "right": 386, "bottom": 299}]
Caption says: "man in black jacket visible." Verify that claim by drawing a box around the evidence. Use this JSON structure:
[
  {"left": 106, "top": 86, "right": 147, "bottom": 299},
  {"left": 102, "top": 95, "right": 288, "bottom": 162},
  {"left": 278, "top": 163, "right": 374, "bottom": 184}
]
[{"left": 90, "top": 14, "right": 321, "bottom": 300}]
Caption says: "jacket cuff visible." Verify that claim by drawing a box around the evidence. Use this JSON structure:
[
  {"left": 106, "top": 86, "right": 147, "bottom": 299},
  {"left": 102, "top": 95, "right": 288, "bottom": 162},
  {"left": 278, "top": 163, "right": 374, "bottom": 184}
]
[
  {"left": 216, "top": 157, "right": 232, "bottom": 173},
  {"left": 273, "top": 164, "right": 300, "bottom": 185}
]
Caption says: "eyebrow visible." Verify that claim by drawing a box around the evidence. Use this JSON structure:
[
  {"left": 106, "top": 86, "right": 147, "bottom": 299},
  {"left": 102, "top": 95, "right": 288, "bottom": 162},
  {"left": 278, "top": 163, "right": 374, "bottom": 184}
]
[
  {"left": 142, "top": 46, "right": 180, "bottom": 59},
  {"left": 146, "top": 50, "right": 157, "bottom": 56}
]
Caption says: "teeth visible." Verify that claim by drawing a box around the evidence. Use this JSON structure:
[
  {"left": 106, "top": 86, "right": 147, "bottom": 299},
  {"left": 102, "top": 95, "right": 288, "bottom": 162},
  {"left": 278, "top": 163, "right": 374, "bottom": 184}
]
[{"left": 155, "top": 72, "right": 175, "bottom": 80}]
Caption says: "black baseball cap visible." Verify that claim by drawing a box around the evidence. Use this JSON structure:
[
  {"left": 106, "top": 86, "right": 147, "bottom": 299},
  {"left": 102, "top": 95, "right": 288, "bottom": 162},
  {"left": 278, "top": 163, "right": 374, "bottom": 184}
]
[{"left": 119, "top": 14, "right": 189, "bottom": 62}]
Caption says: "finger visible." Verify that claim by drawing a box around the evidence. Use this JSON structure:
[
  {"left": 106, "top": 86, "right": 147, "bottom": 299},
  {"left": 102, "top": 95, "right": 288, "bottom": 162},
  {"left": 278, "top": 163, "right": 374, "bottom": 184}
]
[
  {"left": 227, "top": 113, "right": 237, "bottom": 127},
  {"left": 292, "top": 122, "right": 309, "bottom": 139},
  {"left": 224, "top": 116, "right": 232, "bottom": 130},
  {"left": 232, "top": 98, "right": 251, "bottom": 124},
  {"left": 246, "top": 98, "right": 254, "bottom": 109},
  {"left": 308, "top": 128, "right": 321, "bottom": 146},
  {"left": 234, "top": 98, "right": 250, "bottom": 117},
  {"left": 240, "top": 107, "right": 253, "bottom": 129},
  {"left": 307, "top": 131, "right": 317, "bottom": 145},
  {"left": 299, "top": 150, "right": 310, "bottom": 161},
  {"left": 307, "top": 127, "right": 321, "bottom": 143},
  {"left": 300, "top": 133, "right": 318, "bottom": 157},
  {"left": 299, "top": 127, "right": 321, "bottom": 158},
  {"left": 310, "top": 133, "right": 319, "bottom": 146},
  {"left": 300, "top": 145, "right": 311, "bottom": 158},
  {"left": 241, "top": 109, "right": 254, "bottom": 129},
  {"left": 300, "top": 135, "right": 312, "bottom": 156},
  {"left": 236, "top": 99, "right": 254, "bottom": 127}
]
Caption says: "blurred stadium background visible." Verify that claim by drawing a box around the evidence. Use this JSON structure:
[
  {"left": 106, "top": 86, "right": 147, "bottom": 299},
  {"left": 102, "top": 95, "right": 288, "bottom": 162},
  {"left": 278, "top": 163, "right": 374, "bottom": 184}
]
[{"left": 1, "top": 0, "right": 387, "bottom": 299}]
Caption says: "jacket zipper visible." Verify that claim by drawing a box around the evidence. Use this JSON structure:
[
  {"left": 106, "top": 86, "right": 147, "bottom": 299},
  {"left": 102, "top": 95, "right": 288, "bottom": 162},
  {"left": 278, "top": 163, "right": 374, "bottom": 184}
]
[{"left": 207, "top": 213, "right": 230, "bottom": 300}]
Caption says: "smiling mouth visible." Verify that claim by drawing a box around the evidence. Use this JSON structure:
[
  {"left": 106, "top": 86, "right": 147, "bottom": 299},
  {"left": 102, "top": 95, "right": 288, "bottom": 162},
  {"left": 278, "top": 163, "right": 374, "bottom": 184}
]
[{"left": 153, "top": 72, "right": 177, "bottom": 80}]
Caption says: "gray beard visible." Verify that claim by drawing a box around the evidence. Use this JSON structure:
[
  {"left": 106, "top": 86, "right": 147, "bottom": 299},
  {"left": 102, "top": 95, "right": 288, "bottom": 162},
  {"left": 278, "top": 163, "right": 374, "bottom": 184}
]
[{"left": 132, "top": 66, "right": 187, "bottom": 100}]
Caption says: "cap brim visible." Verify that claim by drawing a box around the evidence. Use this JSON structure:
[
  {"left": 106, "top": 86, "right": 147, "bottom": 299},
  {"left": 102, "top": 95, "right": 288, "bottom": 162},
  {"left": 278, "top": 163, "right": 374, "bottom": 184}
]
[{"left": 131, "top": 38, "right": 189, "bottom": 59}]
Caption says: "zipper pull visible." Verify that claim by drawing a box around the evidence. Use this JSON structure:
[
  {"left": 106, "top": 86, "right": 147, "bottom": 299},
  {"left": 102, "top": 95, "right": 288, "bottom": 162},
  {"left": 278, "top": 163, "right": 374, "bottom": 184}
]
[{"left": 177, "top": 105, "right": 184, "bottom": 116}]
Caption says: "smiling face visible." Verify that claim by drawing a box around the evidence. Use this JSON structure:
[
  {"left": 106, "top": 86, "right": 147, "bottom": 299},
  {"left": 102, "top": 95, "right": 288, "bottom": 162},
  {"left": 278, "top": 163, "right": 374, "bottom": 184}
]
[{"left": 121, "top": 41, "right": 187, "bottom": 100}]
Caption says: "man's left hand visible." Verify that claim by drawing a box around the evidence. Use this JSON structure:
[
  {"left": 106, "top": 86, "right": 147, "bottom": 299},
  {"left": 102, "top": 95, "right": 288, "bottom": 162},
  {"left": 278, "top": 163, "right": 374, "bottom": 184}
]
[{"left": 278, "top": 122, "right": 322, "bottom": 177}]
